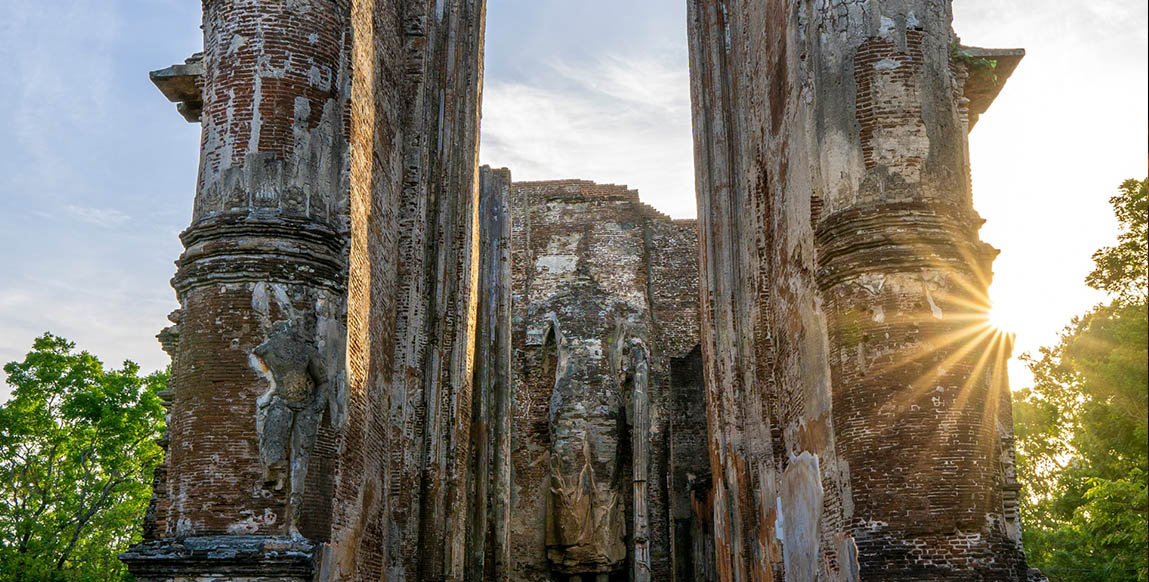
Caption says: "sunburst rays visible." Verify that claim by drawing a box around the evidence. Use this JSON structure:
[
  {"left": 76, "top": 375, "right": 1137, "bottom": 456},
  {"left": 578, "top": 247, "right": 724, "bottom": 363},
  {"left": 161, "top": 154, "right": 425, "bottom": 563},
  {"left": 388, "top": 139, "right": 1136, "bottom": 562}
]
[{"left": 841, "top": 259, "right": 1019, "bottom": 489}]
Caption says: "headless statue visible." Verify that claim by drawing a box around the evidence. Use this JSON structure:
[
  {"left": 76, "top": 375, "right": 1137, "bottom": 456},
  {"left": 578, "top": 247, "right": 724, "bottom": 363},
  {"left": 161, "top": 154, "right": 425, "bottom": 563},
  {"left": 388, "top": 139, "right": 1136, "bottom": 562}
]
[
  {"left": 545, "top": 317, "right": 628, "bottom": 577},
  {"left": 250, "top": 321, "right": 330, "bottom": 535}
]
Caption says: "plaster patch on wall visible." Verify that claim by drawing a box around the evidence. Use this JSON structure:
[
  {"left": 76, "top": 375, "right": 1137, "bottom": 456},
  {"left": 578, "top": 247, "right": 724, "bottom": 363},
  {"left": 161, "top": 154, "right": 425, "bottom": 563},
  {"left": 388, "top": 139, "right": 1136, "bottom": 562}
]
[
  {"left": 874, "top": 58, "right": 901, "bottom": 71},
  {"left": 536, "top": 254, "right": 578, "bottom": 275},
  {"left": 780, "top": 452, "right": 824, "bottom": 582},
  {"left": 924, "top": 282, "right": 944, "bottom": 319}
]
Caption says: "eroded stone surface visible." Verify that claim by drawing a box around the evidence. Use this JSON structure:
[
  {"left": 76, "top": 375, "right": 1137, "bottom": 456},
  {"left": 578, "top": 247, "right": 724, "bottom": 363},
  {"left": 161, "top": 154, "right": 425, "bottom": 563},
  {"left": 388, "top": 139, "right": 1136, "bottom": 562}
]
[
  {"left": 496, "top": 172, "right": 709, "bottom": 582},
  {"left": 130, "top": 1, "right": 488, "bottom": 581},
  {"left": 687, "top": 0, "right": 1032, "bottom": 579},
  {"left": 131, "top": 1, "right": 1040, "bottom": 580}
]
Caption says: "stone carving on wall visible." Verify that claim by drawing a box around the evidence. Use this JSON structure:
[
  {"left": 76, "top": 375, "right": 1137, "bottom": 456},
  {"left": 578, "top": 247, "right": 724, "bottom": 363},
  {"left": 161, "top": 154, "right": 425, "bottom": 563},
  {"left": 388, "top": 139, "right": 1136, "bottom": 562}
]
[
  {"left": 249, "top": 321, "right": 331, "bottom": 534},
  {"left": 544, "top": 317, "right": 628, "bottom": 577}
]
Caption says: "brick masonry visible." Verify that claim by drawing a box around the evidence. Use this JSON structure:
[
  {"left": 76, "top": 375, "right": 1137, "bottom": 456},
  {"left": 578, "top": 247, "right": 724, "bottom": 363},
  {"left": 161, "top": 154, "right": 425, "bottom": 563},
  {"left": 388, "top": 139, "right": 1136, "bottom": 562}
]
[
  {"left": 125, "top": 0, "right": 488, "bottom": 580},
  {"left": 126, "top": 0, "right": 1041, "bottom": 580},
  {"left": 687, "top": 0, "right": 1035, "bottom": 580},
  {"left": 488, "top": 170, "right": 708, "bottom": 582}
]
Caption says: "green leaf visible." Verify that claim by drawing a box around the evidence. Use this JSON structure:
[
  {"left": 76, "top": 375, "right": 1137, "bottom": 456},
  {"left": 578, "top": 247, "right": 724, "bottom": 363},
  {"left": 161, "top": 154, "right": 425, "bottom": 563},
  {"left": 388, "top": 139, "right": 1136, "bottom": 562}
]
[
  {"left": 1015, "top": 178, "right": 1149, "bottom": 582},
  {"left": 0, "top": 334, "right": 167, "bottom": 582}
]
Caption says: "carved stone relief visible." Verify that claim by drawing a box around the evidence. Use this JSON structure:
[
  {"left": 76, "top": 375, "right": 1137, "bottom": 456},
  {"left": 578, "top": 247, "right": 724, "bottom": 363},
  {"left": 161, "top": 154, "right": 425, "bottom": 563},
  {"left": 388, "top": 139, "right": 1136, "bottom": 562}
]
[
  {"left": 249, "top": 321, "right": 332, "bottom": 534},
  {"left": 544, "top": 317, "right": 628, "bottom": 576}
]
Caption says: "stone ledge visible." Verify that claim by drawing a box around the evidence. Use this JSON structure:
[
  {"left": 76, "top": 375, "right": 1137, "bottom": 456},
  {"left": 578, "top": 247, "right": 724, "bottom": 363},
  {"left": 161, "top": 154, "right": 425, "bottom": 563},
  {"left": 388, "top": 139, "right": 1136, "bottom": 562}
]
[
  {"left": 958, "top": 46, "right": 1025, "bottom": 129},
  {"left": 150, "top": 53, "right": 204, "bottom": 123},
  {"left": 173, "top": 215, "right": 348, "bottom": 295},
  {"left": 814, "top": 201, "right": 997, "bottom": 289},
  {"left": 120, "top": 535, "right": 315, "bottom": 578}
]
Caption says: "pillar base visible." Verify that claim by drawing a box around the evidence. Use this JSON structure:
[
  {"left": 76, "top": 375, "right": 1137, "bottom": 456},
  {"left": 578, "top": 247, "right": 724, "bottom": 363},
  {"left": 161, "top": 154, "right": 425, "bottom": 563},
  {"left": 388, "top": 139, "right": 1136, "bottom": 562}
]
[{"left": 120, "top": 536, "right": 315, "bottom": 582}]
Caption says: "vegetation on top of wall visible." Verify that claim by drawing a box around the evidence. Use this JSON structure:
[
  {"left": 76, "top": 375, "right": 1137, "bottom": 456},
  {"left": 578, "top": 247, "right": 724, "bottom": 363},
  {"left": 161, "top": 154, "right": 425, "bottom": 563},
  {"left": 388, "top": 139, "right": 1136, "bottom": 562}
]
[{"left": 952, "top": 42, "right": 1000, "bottom": 84}]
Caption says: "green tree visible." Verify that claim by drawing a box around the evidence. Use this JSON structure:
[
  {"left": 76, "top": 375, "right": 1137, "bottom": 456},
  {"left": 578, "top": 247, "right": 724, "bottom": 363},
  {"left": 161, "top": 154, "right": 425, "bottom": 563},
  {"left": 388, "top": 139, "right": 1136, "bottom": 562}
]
[
  {"left": 1014, "top": 178, "right": 1149, "bottom": 582},
  {"left": 1086, "top": 178, "right": 1148, "bottom": 305},
  {"left": 0, "top": 334, "right": 167, "bottom": 582}
]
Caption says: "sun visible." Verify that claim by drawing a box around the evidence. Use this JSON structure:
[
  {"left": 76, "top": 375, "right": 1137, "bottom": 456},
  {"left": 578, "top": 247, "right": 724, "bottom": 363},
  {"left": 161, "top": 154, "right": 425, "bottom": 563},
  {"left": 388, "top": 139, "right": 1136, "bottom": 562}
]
[{"left": 988, "top": 299, "right": 1024, "bottom": 336}]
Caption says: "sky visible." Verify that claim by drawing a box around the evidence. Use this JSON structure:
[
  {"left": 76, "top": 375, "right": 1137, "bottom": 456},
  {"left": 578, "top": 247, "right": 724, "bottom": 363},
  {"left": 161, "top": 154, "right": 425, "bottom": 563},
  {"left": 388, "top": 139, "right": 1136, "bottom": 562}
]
[{"left": 0, "top": 0, "right": 1145, "bottom": 397}]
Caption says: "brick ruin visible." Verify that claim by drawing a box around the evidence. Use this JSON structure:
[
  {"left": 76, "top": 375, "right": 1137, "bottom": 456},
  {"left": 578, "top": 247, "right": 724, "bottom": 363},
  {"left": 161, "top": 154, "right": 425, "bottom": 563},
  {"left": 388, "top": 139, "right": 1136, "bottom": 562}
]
[
  {"left": 688, "top": 1, "right": 1031, "bottom": 580},
  {"left": 488, "top": 171, "right": 708, "bottom": 581},
  {"left": 122, "top": 1, "right": 1037, "bottom": 581}
]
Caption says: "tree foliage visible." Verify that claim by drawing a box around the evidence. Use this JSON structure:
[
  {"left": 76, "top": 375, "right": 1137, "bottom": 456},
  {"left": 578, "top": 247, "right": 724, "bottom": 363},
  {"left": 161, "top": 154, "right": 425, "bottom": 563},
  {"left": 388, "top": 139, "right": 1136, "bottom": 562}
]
[
  {"left": 0, "top": 334, "right": 167, "bottom": 582},
  {"left": 1014, "top": 178, "right": 1149, "bottom": 582},
  {"left": 1086, "top": 179, "right": 1148, "bottom": 305}
]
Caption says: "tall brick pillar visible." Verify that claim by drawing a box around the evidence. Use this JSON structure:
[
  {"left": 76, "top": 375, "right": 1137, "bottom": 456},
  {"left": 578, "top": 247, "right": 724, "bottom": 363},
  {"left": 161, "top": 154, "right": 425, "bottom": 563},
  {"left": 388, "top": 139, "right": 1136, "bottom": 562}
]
[
  {"left": 123, "top": 1, "right": 351, "bottom": 579},
  {"left": 688, "top": 0, "right": 1031, "bottom": 580},
  {"left": 814, "top": 4, "right": 1026, "bottom": 579}
]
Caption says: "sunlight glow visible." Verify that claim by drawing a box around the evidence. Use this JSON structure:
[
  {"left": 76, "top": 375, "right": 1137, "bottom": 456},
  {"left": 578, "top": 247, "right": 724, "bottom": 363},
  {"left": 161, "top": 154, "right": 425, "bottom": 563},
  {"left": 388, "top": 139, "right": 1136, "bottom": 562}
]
[{"left": 989, "top": 300, "right": 1025, "bottom": 336}]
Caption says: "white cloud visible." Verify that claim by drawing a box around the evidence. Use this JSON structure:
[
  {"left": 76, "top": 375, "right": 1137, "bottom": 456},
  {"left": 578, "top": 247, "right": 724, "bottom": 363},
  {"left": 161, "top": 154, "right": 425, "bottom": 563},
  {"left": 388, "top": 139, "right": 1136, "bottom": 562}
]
[
  {"left": 64, "top": 205, "right": 131, "bottom": 227},
  {"left": 480, "top": 56, "right": 697, "bottom": 219},
  {"left": 0, "top": 272, "right": 177, "bottom": 400},
  {"left": 550, "top": 56, "right": 690, "bottom": 115}
]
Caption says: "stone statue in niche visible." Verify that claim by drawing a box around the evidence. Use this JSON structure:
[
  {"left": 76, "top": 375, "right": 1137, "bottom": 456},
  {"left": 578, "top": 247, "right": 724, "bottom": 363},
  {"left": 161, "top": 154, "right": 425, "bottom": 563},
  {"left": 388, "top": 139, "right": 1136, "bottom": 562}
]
[
  {"left": 543, "top": 318, "right": 627, "bottom": 579},
  {"left": 249, "top": 320, "right": 331, "bottom": 535}
]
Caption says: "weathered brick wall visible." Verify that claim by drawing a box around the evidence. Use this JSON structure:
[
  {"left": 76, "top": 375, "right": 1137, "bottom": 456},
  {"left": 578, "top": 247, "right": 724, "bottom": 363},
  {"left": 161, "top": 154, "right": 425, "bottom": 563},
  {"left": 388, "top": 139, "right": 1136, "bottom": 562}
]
[
  {"left": 688, "top": 2, "right": 823, "bottom": 579},
  {"left": 127, "top": 1, "right": 487, "bottom": 580},
  {"left": 318, "top": 0, "right": 405, "bottom": 578},
  {"left": 324, "top": 0, "right": 486, "bottom": 580},
  {"left": 130, "top": 1, "right": 1034, "bottom": 580},
  {"left": 815, "top": 5, "right": 1024, "bottom": 577},
  {"left": 158, "top": 0, "right": 352, "bottom": 544},
  {"left": 498, "top": 173, "right": 705, "bottom": 582},
  {"left": 687, "top": 0, "right": 1030, "bottom": 580},
  {"left": 196, "top": 0, "right": 351, "bottom": 227},
  {"left": 668, "top": 347, "right": 716, "bottom": 582},
  {"left": 509, "top": 178, "right": 653, "bottom": 580},
  {"left": 647, "top": 218, "right": 702, "bottom": 359},
  {"left": 126, "top": 4, "right": 355, "bottom": 581},
  {"left": 648, "top": 215, "right": 708, "bottom": 581},
  {"left": 468, "top": 166, "right": 514, "bottom": 581}
]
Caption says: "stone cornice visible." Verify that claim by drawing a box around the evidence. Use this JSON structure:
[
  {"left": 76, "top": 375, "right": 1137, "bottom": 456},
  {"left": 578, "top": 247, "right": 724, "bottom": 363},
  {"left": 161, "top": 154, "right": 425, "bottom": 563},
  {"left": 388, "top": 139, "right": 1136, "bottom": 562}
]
[
  {"left": 173, "top": 215, "right": 347, "bottom": 295},
  {"left": 149, "top": 53, "right": 204, "bottom": 123},
  {"left": 815, "top": 201, "right": 998, "bottom": 290}
]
